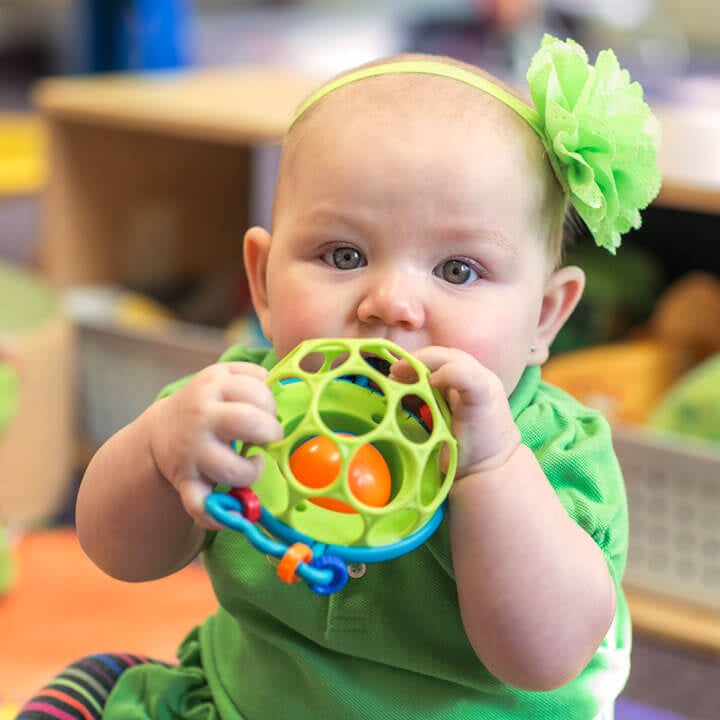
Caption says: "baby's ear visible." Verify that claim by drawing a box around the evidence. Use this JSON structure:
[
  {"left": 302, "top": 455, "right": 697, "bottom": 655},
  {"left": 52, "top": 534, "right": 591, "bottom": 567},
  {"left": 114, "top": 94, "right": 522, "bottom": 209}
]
[
  {"left": 530, "top": 265, "right": 585, "bottom": 365},
  {"left": 243, "top": 226, "right": 273, "bottom": 342}
]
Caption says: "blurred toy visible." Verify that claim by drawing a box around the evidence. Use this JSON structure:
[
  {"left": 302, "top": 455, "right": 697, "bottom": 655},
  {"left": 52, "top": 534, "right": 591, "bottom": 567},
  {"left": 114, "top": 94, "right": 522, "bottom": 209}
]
[
  {"left": 206, "top": 338, "right": 458, "bottom": 595},
  {"left": 542, "top": 338, "right": 697, "bottom": 425},
  {"left": 649, "top": 353, "right": 720, "bottom": 445},
  {"left": 0, "top": 703, "right": 19, "bottom": 720},
  {"left": 225, "top": 312, "right": 271, "bottom": 350},
  {"left": 0, "top": 358, "right": 18, "bottom": 595},
  {"left": 0, "top": 358, "right": 16, "bottom": 431},
  {"left": 0, "top": 113, "right": 46, "bottom": 195},
  {"left": 0, "top": 260, "right": 75, "bottom": 528},
  {"left": 0, "top": 525, "right": 12, "bottom": 597},
  {"left": 648, "top": 271, "right": 720, "bottom": 360},
  {"left": 64, "top": 285, "right": 175, "bottom": 331}
]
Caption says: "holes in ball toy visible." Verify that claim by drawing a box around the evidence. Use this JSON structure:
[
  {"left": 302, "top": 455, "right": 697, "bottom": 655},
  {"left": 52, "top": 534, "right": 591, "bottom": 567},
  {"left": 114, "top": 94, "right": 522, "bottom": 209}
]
[
  {"left": 289, "top": 433, "right": 393, "bottom": 514},
  {"left": 337, "top": 372, "right": 385, "bottom": 396},
  {"left": 298, "top": 348, "right": 351, "bottom": 374},
  {"left": 242, "top": 447, "right": 289, "bottom": 516},
  {"left": 362, "top": 353, "right": 393, "bottom": 376},
  {"left": 270, "top": 376, "right": 311, "bottom": 435},
  {"left": 318, "top": 408, "right": 377, "bottom": 438},
  {"left": 396, "top": 394, "right": 432, "bottom": 444},
  {"left": 366, "top": 508, "right": 420, "bottom": 546},
  {"left": 419, "top": 441, "right": 453, "bottom": 506},
  {"left": 298, "top": 351, "right": 327, "bottom": 373}
]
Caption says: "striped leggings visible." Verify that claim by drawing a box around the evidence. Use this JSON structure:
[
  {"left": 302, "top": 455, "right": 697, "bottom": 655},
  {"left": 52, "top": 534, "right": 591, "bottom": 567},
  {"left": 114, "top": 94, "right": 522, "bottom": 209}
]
[{"left": 15, "top": 653, "right": 167, "bottom": 720}]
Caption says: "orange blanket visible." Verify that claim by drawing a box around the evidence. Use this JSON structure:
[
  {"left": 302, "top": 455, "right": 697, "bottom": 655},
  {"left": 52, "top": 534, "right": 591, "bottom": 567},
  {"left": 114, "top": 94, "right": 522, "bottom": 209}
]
[{"left": 0, "top": 529, "right": 217, "bottom": 705}]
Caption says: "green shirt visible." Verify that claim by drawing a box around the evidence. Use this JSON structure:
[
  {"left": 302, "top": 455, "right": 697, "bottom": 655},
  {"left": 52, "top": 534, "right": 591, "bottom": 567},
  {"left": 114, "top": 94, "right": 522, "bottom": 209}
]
[{"left": 105, "top": 345, "right": 630, "bottom": 720}]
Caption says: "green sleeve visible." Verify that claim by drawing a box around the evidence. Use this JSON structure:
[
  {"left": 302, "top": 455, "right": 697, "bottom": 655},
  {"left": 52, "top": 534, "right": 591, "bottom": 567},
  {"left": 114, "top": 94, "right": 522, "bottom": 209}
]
[{"left": 517, "top": 381, "right": 629, "bottom": 586}]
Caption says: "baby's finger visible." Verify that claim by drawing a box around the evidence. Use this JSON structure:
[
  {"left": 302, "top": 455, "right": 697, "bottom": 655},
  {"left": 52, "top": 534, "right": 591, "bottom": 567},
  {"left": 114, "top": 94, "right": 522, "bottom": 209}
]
[
  {"left": 209, "top": 402, "right": 284, "bottom": 446},
  {"left": 409, "top": 346, "right": 467, "bottom": 374},
  {"left": 219, "top": 373, "right": 277, "bottom": 415},
  {"left": 179, "top": 478, "right": 226, "bottom": 530},
  {"left": 195, "top": 440, "right": 264, "bottom": 488},
  {"left": 387, "top": 359, "right": 419, "bottom": 384},
  {"left": 411, "top": 347, "right": 493, "bottom": 406},
  {"left": 222, "top": 362, "right": 271, "bottom": 381}
]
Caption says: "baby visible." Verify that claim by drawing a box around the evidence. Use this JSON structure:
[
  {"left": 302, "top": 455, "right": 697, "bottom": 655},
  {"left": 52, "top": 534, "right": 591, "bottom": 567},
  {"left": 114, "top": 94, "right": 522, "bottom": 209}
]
[{"left": 18, "top": 35, "right": 660, "bottom": 720}]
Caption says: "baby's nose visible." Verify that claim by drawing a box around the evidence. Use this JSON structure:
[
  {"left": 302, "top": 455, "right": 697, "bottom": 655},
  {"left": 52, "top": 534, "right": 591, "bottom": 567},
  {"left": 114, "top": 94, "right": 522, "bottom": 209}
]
[{"left": 357, "top": 276, "right": 425, "bottom": 330}]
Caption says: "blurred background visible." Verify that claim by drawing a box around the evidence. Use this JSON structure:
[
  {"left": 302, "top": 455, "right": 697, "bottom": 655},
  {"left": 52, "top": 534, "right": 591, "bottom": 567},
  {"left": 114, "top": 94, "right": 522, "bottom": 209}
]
[{"left": 1, "top": 1, "right": 720, "bottom": 718}]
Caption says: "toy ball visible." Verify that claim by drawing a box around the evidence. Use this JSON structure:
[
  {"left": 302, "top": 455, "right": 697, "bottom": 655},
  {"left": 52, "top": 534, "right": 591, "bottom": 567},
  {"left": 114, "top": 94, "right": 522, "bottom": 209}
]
[
  {"left": 242, "top": 337, "right": 458, "bottom": 548},
  {"left": 289, "top": 433, "right": 391, "bottom": 514}
]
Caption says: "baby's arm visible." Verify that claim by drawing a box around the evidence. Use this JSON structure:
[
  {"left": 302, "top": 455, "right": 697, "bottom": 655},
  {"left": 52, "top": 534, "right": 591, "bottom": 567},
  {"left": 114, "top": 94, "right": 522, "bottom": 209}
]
[
  {"left": 76, "top": 362, "right": 283, "bottom": 582},
  {"left": 398, "top": 348, "right": 616, "bottom": 691}
]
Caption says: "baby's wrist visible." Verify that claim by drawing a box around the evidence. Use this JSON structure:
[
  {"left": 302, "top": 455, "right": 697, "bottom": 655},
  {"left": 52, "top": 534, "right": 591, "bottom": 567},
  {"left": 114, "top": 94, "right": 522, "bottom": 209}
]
[
  {"left": 145, "top": 399, "right": 172, "bottom": 483},
  {"left": 454, "top": 434, "right": 523, "bottom": 484}
]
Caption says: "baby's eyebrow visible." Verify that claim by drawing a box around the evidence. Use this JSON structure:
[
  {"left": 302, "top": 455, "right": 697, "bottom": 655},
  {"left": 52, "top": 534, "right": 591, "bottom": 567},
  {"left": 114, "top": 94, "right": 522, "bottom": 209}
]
[
  {"left": 436, "top": 225, "right": 518, "bottom": 254},
  {"left": 298, "top": 205, "right": 361, "bottom": 223},
  {"left": 295, "top": 207, "right": 366, "bottom": 232},
  {"left": 293, "top": 207, "right": 519, "bottom": 254}
]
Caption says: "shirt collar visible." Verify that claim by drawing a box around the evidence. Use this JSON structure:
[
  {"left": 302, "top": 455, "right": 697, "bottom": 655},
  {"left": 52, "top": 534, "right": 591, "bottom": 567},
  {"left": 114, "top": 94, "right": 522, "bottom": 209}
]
[{"left": 509, "top": 365, "right": 541, "bottom": 421}]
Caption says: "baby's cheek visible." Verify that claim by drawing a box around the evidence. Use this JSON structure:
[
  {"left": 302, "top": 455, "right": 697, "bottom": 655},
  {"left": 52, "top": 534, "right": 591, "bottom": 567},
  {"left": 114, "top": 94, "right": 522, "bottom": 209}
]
[
  {"left": 445, "top": 333, "right": 524, "bottom": 397},
  {"left": 271, "top": 307, "right": 324, "bottom": 358}
]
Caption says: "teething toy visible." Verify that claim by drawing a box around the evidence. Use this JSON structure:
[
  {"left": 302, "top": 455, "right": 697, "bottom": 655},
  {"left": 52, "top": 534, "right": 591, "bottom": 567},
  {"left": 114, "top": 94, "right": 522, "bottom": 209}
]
[
  {"left": 206, "top": 338, "right": 458, "bottom": 594},
  {"left": 290, "top": 433, "right": 392, "bottom": 513}
]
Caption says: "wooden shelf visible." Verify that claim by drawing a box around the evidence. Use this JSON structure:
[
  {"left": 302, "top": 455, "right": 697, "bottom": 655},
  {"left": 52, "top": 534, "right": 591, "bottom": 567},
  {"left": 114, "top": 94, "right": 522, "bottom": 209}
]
[
  {"left": 32, "top": 68, "right": 322, "bottom": 288},
  {"left": 33, "top": 67, "right": 321, "bottom": 144},
  {"left": 653, "top": 103, "right": 720, "bottom": 214},
  {"left": 626, "top": 586, "right": 720, "bottom": 656}
]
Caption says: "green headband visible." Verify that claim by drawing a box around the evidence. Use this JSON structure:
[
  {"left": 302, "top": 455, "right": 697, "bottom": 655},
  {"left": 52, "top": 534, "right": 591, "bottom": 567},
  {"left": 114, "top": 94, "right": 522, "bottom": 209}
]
[{"left": 288, "top": 35, "right": 662, "bottom": 255}]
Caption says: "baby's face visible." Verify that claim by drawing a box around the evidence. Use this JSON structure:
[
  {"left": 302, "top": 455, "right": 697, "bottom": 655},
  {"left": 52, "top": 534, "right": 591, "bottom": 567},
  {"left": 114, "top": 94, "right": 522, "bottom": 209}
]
[{"left": 254, "top": 85, "right": 557, "bottom": 396}]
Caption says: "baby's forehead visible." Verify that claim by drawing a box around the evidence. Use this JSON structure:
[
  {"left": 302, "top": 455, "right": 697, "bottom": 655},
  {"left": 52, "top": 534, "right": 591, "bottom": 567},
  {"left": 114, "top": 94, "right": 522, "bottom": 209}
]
[
  {"left": 284, "top": 70, "right": 539, "bottom": 177},
  {"left": 298, "top": 69, "right": 502, "bottom": 127}
]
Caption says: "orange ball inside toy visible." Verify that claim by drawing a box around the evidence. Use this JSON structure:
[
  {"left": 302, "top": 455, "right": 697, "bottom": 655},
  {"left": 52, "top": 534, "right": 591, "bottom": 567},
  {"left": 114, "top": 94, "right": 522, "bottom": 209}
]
[{"left": 289, "top": 433, "right": 391, "bottom": 513}]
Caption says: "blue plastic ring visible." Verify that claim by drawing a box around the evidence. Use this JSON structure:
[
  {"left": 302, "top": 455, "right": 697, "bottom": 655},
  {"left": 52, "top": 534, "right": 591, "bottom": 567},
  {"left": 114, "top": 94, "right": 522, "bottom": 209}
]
[{"left": 305, "top": 554, "right": 349, "bottom": 595}]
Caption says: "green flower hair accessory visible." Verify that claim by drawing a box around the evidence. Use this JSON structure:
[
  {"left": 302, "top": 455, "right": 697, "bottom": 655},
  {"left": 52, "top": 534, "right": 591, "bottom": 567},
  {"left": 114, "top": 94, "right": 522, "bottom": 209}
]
[{"left": 527, "top": 34, "right": 662, "bottom": 254}]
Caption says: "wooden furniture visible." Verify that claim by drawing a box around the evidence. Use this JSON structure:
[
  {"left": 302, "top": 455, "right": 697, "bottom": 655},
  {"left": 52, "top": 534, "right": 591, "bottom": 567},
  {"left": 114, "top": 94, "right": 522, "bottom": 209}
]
[
  {"left": 652, "top": 102, "right": 720, "bottom": 215},
  {"left": 32, "top": 68, "right": 321, "bottom": 289},
  {"left": 626, "top": 588, "right": 720, "bottom": 657}
]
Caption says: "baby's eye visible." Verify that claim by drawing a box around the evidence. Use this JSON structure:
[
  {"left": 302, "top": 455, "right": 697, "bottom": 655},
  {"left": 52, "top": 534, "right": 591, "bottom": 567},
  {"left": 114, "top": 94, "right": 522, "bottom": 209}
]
[
  {"left": 325, "top": 246, "right": 366, "bottom": 270},
  {"left": 434, "top": 258, "right": 480, "bottom": 285}
]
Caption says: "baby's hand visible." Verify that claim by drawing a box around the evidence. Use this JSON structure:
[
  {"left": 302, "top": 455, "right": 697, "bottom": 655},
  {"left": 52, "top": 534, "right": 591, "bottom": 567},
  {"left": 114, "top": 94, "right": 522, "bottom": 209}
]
[
  {"left": 149, "top": 362, "right": 283, "bottom": 528},
  {"left": 391, "top": 347, "right": 521, "bottom": 478}
]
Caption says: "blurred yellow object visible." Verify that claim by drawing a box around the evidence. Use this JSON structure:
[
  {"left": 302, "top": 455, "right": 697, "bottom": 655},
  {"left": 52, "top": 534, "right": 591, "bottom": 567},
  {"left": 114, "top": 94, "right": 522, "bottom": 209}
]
[
  {"left": 0, "top": 704, "right": 19, "bottom": 720},
  {"left": 0, "top": 114, "right": 47, "bottom": 195},
  {"left": 542, "top": 339, "right": 699, "bottom": 425},
  {"left": 649, "top": 271, "right": 720, "bottom": 360},
  {"left": 114, "top": 292, "right": 175, "bottom": 330}
]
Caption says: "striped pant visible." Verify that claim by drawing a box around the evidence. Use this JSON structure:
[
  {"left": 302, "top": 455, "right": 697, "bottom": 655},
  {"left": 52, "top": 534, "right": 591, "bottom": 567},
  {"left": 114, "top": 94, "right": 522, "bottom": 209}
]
[{"left": 15, "top": 653, "right": 167, "bottom": 720}]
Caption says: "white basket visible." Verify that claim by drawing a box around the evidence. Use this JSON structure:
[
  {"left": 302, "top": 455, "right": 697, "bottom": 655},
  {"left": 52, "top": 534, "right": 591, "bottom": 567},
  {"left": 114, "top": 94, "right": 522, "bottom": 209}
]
[
  {"left": 75, "top": 319, "right": 228, "bottom": 448},
  {"left": 615, "top": 427, "right": 720, "bottom": 611}
]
